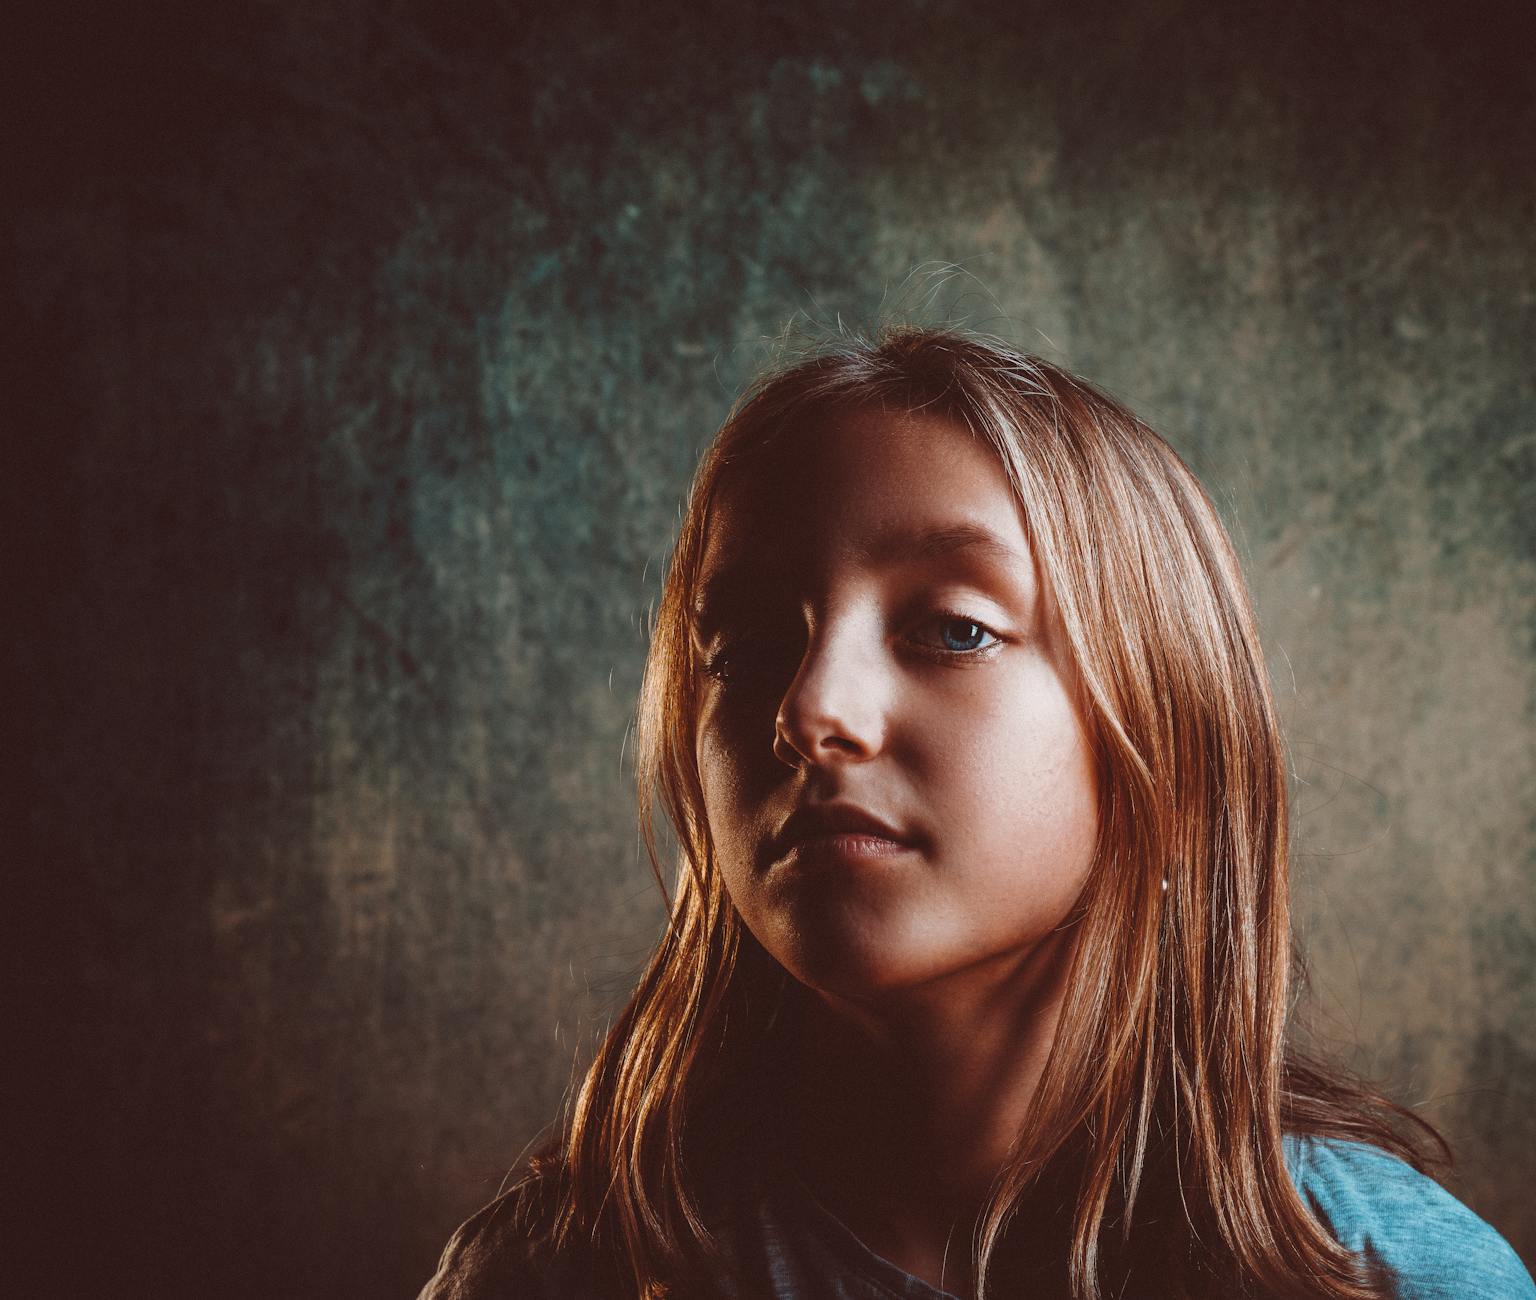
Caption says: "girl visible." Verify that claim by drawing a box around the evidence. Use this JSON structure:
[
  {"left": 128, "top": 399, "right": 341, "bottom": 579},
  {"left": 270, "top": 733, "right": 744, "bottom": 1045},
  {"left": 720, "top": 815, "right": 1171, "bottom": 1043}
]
[{"left": 420, "top": 327, "right": 1534, "bottom": 1298}]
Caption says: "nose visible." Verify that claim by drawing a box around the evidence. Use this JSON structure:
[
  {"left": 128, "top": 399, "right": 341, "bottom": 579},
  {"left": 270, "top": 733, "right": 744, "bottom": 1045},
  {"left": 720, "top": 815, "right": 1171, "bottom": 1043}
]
[{"left": 772, "top": 622, "right": 886, "bottom": 769}]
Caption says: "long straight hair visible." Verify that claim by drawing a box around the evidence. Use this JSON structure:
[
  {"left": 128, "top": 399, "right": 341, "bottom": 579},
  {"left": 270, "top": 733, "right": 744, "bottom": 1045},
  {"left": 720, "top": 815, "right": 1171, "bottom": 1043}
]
[{"left": 528, "top": 327, "right": 1441, "bottom": 1298}]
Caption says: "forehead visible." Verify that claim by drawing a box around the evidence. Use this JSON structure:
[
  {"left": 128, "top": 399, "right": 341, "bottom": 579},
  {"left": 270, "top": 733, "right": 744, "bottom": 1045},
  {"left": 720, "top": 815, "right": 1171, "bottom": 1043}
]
[{"left": 695, "top": 407, "right": 1034, "bottom": 617}]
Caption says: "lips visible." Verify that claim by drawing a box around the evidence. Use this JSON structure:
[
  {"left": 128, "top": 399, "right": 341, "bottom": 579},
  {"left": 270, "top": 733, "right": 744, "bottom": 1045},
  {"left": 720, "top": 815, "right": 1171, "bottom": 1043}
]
[{"left": 771, "top": 802, "right": 918, "bottom": 860}]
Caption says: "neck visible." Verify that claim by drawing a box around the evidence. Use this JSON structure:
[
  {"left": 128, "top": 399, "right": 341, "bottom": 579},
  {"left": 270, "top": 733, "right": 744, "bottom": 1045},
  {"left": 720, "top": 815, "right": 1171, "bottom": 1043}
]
[{"left": 783, "top": 929, "right": 1077, "bottom": 1293}]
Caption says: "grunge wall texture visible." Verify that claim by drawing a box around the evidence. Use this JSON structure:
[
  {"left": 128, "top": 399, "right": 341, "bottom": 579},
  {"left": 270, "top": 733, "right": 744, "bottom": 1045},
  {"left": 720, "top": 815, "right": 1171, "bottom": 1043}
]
[{"left": 9, "top": 1, "right": 1533, "bottom": 1295}]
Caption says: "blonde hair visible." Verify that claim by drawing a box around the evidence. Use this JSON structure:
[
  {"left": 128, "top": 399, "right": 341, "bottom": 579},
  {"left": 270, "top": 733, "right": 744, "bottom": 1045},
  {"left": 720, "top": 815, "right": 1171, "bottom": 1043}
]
[{"left": 522, "top": 327, "right": 1440, "bottom": 1297}]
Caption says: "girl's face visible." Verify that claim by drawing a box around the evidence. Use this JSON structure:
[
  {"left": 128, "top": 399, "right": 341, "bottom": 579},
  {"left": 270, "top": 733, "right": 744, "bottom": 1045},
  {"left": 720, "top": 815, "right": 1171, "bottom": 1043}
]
[{"left": 692, "top": 407, "right": 1100, "bottom": 999}]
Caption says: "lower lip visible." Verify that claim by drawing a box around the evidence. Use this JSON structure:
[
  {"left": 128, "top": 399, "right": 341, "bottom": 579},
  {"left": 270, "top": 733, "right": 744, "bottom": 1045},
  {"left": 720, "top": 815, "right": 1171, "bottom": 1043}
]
[{"left": 785, "top": 833, "right": 914, "bottom": 865}]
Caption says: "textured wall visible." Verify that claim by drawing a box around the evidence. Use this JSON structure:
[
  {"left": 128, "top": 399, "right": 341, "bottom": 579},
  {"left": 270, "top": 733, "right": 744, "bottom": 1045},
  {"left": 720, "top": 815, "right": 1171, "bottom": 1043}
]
[{"left": 11, "top": 1, "right": 1533, "bottom": 1296}]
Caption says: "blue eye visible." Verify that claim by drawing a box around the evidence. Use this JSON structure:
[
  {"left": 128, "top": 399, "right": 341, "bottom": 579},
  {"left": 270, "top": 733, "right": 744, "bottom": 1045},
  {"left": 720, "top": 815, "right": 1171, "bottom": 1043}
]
[{"left": 920, "top": 614, "right": 1001, "bottom": 656}]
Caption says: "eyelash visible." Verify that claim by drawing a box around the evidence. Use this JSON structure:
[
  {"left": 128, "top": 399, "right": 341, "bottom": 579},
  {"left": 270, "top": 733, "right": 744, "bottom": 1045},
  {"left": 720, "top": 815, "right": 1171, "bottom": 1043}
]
[{"left": 700, "top": 610, "right": 1003, "bottom": 682}]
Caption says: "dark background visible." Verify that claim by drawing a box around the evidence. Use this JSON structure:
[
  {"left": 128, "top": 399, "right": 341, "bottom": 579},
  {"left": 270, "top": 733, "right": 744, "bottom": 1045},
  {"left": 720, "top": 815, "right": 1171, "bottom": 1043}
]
[{"left": 8, "top": 1, "right": 1534, "bottom": 1296}]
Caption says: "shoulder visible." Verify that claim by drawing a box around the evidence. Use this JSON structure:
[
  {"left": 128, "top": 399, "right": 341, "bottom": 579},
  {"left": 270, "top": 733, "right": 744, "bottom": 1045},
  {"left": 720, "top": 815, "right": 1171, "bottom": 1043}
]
[
  {"left": 1283, "top": 1134, "right": 1535, "bottom": 1299},
  {"left": 416, "top": 1177, "right": 601, "bottom": 1300}
]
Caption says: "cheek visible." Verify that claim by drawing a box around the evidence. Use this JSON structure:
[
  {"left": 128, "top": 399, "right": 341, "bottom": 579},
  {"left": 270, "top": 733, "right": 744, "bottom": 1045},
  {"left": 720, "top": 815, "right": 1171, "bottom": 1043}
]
[
  {"left": 695, "top": 709, "right": 762, "bottom": 869},
  {"left": 696, "top": 721, "right": 737, "bottom": 842},
  {"left": 913, "top": 673, "right": 1100, "bottom": 889},
  {"left": 695, "top": 719, "right": 786, "bottom": 946}
]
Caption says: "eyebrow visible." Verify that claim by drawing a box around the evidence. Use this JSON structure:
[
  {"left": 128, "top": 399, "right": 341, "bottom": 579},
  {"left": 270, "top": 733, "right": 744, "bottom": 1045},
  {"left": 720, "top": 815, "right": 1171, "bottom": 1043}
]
[
  {"left": 859, "top": 521, "right": 1027, "bottom": 569},
  {"left": 691, "top": 521, "right": 1029, "bottom": 631}
]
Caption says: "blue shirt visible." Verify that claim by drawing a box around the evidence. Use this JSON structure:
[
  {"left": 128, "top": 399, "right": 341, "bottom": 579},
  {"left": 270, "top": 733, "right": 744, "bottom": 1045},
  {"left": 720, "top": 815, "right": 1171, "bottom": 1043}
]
[{"left": 1284, "top": 1136, "right": 1534, "bottom": 1299}]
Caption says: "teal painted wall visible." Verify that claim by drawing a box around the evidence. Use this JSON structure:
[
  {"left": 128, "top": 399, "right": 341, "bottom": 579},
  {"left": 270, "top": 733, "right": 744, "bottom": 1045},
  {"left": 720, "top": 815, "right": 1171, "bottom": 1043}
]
[{"left": 11, "top": 1, "right": 1533, "bottom": 1295}]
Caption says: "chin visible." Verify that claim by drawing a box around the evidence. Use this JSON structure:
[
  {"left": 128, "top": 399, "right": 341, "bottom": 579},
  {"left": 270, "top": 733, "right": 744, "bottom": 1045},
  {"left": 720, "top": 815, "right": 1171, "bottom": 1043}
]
[
  {"left": 780, "top": 950, "right": 916, "bottom": 1002},
  {"left": 765, "top": 919, "right": 958, "bottom": 1003},
  {"left": 763, "top": 913, "right": 1075, "bottom": 1010}
]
